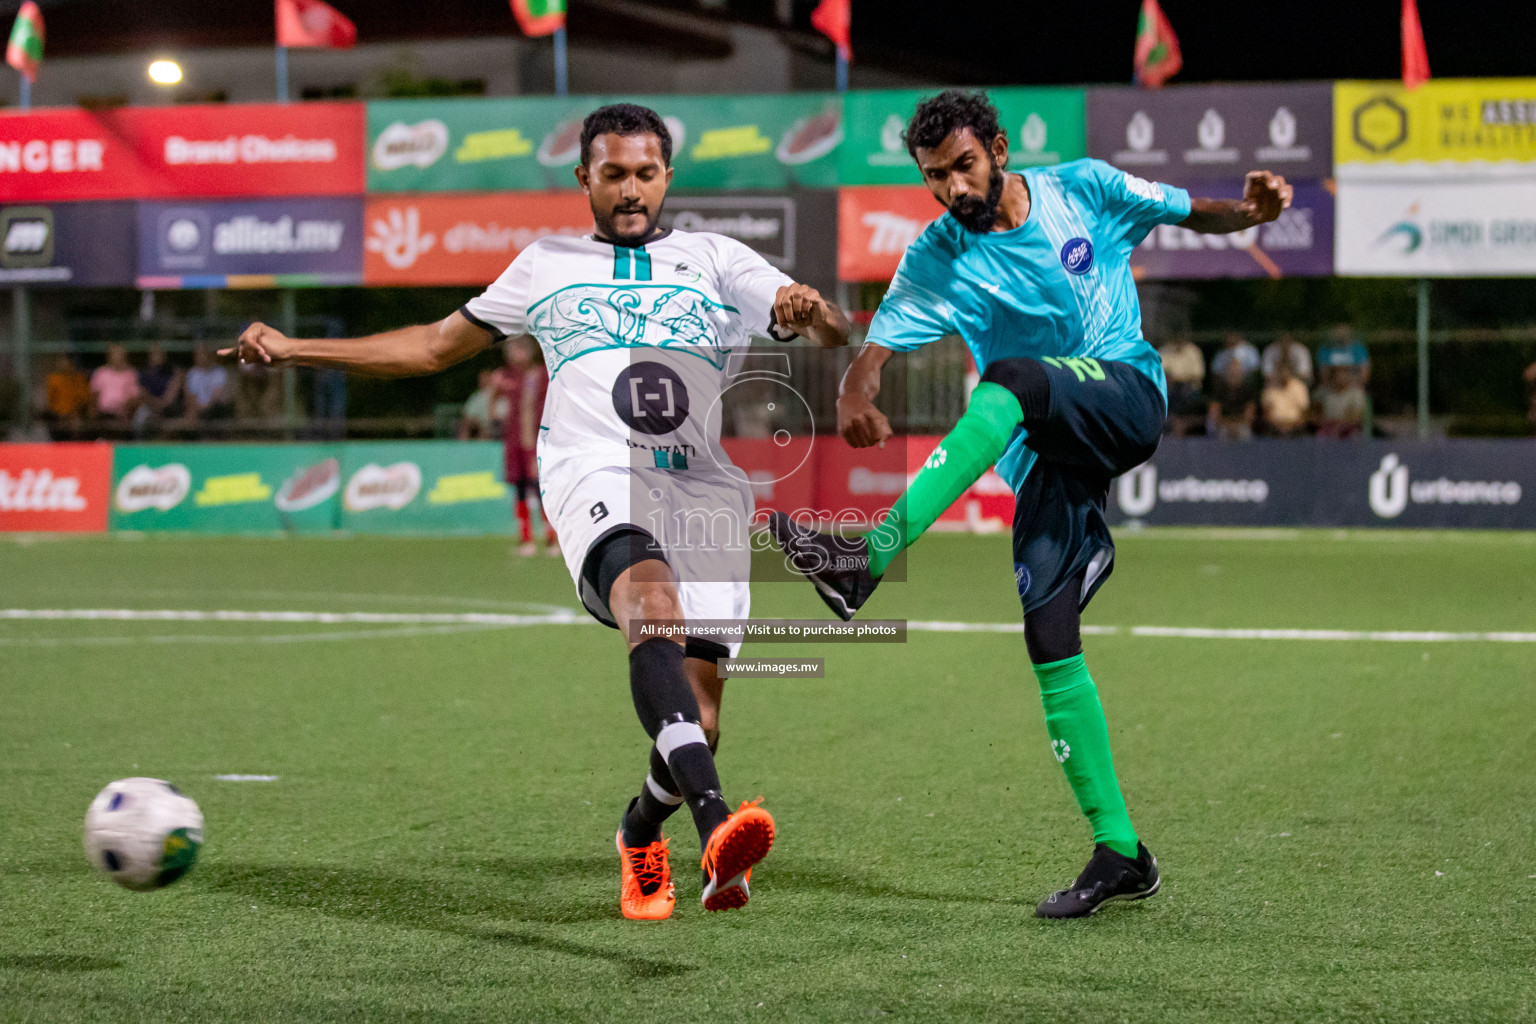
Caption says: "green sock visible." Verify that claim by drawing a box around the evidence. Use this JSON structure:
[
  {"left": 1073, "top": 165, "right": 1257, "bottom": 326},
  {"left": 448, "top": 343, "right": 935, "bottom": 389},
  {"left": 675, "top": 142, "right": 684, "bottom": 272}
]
[
  {"left": 866, "top": 382, "right": 1023, "bottom": 577},
  {"left": 1033, "top": 654, "right": 1139, "bottom": 859}
]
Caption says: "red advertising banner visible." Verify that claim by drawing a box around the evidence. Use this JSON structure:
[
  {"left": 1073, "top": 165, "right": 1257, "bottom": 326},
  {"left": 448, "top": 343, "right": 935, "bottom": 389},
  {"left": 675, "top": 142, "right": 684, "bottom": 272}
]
[
  {"left": 0, "top": 443, "right": 113, "bottom": 532},
  {"left": 837, "top": 185, "right": 942, "bottom": 282},
  {"left": 363, "top": 192, "right": 594, "bottom": 285},
  {"left": 0, "top": 103, "right": 365, "bottom": 202}
]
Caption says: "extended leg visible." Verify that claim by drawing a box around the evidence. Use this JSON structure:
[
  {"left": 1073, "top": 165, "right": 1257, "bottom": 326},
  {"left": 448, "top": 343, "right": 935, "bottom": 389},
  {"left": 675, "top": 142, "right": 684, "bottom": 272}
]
[{"left": 1027, "top": 575, "right": 1160, "bottom": 919}]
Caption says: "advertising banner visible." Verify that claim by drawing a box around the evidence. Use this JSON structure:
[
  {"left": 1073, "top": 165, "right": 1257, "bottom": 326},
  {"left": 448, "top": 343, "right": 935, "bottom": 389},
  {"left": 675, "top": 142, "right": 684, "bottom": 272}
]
[
  {"left": 836, "top": 185, "right": 942, "bottom": 281},
  {"left": 338, "top": 441, "right": 513, "bottom": 534},
  {"left": 0, "top": 103, "right": 364, "bottom": 202},
  {"left": 137, "top": 196, "right": 364, "bottom": 288},
  {"left": 840, "top": 87, "right": 1085, "bottom": 186},
  {"left": 1107, "top": 439, "right": 1536, "bottom": 528},
  {"left": 0, "top": 201, "right": 136, "bottom": 286},
  {"left": 809, "top": 435, "right": 1011, "bottom": 528},
  {"left": 1088, "top": 82, "right": 1333, "bottom": 184},
  {"left": 660, "top": 190, "right": 838, "bottom": 293},
  {"left": 0, "top": 443, "right": 112, "bottom": 532},
  {"left": 1133, "top": 179, "right": 1334, "bottom": 279},
  {"left": 1334, "top": 179, "right": 1536, "bottom": 276},
  {"left": 367, "top": 94, "right": 842, "bottom": 193},
  {"left": 363, "top": 192, "right": 592, "bottom": 286},
  {"left": 109, "top": 444, "right": 342, "bottom": 533},
  {"left": 1335, "top": 78, "right": 1536, "bottom": 176}
]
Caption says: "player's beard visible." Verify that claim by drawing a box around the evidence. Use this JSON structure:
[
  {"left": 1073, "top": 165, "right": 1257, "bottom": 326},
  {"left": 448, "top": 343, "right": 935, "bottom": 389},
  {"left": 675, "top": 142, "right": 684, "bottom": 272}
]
[
  {"left": 949, "top": 160, "right": 1006, "bottom": 234},
  {"left": 596, "top": 199, "right": 663, "bottom": 247}
]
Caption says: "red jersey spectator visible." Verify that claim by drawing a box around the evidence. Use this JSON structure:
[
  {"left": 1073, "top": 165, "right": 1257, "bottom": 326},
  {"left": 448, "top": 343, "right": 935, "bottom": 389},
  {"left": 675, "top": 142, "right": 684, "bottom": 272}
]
[{"left": 494, "top": 337, "right": 555, "bottom": 556}]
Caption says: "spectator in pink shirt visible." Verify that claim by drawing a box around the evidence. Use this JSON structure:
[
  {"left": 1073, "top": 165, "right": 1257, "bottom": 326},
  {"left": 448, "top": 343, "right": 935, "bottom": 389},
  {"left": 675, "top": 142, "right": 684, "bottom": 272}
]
[{"left": 90, "top": 344, "right": 140, "bottom": 423}]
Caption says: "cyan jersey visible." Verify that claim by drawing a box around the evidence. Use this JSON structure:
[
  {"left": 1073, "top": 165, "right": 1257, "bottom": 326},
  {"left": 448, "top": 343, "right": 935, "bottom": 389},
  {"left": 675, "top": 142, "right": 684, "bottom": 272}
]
[{"left": 867, "top": 158, "right": 1191, "bottom": 490}]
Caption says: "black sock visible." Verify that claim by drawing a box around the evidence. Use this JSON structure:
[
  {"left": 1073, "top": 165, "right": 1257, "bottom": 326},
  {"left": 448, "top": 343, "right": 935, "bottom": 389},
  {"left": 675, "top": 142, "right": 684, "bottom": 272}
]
[
  {"left": 629, "top": 639, "right": 731, "bottom": 848},
  {"left": 621, "top": 746, "right": 683, "bottom": 847}
]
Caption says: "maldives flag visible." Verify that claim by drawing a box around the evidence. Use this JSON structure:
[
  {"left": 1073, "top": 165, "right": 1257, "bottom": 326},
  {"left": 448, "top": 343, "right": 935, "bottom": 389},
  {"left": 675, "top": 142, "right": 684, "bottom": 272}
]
[
  {"left": 1132, "top": 0, "right": 1181, "bottom": 89},
  {"left": 1401, "top": 0, "right": 1431, "bottom": 91},
  {"left": 276, "top": 0, "right": 357, "bottom": 49},
  {"left": 512, "top": 0, "right": 566, "bottom": 38},
  {"left": 6, "top": 1, "right": 43, "bottom": 82},
  {"left": 811, "top": 0, "right": 852, "bottom": 60}
]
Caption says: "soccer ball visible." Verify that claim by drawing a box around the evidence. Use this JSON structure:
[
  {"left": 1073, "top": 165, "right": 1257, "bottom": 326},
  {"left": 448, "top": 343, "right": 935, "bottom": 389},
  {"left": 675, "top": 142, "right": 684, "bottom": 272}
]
[{"left": 83, "top": 778, "right": 204, "bottom": 891}]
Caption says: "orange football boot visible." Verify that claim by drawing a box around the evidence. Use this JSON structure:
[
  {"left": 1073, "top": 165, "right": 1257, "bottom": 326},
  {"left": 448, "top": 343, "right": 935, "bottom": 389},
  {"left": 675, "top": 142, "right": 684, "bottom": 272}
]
[
  {"left": 700, "top": 799, "right": 775, "bottom": 911},
  {"left": 616, "top": 830, "right": 675, "bottom": 921}
]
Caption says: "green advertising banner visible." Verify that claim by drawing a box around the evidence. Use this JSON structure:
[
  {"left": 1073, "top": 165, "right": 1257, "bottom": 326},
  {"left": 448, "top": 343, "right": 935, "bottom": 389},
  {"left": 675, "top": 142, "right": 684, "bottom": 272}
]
[
  {"left": 838, "top": 87, "right": 1086, "bottom": 186},
  {"left": 110, "top": 445, "right": 342, "bottom": 533},
  {"left": 367, "top": 93, "right": 842, "bottom": 193},
  {"left": 338, "top": 441, "right": 513, "bottom": 535}
]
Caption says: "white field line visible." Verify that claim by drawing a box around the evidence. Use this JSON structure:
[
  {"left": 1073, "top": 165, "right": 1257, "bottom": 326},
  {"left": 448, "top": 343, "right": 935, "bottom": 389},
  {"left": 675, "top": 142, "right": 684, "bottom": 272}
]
[
  {"left": 909, "top": 621, "right": 1536, "bottom": 643},
  {"left": 2, "top": 609, "right": 1534, "bottom": 644},
  {"left": 0, "top": 608, "right": 585, "bottom": 626},
  {"left": 0, "top": 623, "right": 522, "bottom": 647}
]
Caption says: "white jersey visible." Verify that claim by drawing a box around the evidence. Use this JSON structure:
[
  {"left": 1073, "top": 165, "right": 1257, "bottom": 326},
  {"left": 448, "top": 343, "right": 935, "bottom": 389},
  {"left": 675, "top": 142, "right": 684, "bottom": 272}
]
[{"left": 461, "top": 230, "right": 793, "bottom": 484}]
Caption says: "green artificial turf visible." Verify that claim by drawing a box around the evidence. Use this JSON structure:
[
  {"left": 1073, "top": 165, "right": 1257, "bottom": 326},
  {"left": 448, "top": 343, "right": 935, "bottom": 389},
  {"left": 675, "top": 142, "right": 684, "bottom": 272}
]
[{"left": 1, "top": 529, "right": 1533, "bottom": 1023}]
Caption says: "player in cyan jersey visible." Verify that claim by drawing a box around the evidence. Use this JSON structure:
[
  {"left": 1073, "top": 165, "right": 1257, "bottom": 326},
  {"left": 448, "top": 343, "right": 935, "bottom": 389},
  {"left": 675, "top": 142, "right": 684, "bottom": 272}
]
[
  {"left": 225, "top": 104, "right": 850, "bottom": 921},
  {"left": 770, "top": 90, "right": 1291, "bottom": 918}
]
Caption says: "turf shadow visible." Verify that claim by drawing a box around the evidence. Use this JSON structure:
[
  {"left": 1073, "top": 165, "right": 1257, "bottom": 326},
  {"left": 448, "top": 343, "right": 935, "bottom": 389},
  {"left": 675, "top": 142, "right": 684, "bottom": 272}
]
[
  {"left": 0, "top": 954, "right": 123, "bottom": 972},
  {"left": 201, "top": 862, "right": 695, "bottom": 980}
]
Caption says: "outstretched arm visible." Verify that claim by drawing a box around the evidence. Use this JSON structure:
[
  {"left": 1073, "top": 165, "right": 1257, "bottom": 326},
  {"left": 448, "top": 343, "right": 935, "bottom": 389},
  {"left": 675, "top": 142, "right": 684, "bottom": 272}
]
[
  {"left": 1181, "top": 170, "right": 1293, "bottom": 235},
  {"left": 220, "top": 312, "right": 495, "bottom": 378}
]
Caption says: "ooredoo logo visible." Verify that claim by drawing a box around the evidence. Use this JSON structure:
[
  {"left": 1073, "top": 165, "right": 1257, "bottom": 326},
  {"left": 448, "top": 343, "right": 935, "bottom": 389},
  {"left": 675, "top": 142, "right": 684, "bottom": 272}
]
[
  {"left": 114, "top": 463, "right": 191, "bottom": 513},
  {"left": 344, "top": 462, "right": 421, "bottom": 511}
]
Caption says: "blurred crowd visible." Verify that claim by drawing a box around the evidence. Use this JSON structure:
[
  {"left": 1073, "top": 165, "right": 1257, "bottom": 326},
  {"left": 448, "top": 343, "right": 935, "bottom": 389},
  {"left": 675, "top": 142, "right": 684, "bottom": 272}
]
[
  {"left": 37, "top": 342, "right": 295, "bottom": 440},
  {"left": 1160, "top": 325, "right": 1376, "bottom": 440}
]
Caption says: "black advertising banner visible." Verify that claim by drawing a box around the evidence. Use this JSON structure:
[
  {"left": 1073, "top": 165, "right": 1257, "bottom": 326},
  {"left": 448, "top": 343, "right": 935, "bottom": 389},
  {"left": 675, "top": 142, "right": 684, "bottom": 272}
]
[
  {"left": 1108, "top": 439, "right": 1536, "bottom": 529},
  {"left": 0, "top": 201, "right": 136, "bottom": 287},
  {"left": 659, "top": 190, "right": 837, "bottom": 295},
  {"left": 1087, "top": 83, "right": 1333, "bottom": 184}
]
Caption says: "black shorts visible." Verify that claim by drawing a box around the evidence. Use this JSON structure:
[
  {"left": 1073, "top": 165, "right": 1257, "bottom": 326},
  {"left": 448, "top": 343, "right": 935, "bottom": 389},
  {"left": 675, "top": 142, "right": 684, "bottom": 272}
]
[{"left": 1009, "top": 358, "right": 1164, "bottom": 615}]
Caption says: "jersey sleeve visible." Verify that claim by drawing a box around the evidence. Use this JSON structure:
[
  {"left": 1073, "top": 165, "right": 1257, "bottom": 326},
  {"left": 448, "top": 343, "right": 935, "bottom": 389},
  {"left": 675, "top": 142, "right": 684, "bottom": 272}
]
[
  {"left": 864, "top": 233, "right": 959, "bottom": 352},
  {"left": 461, "top": 247, "right": 535, "bottom": 339},
  {"left": 713, "top": 236, "right": 795, "bottom": 338},
  {"left": 1086, "top": 159, "right": 1192, "bottom": 251}
]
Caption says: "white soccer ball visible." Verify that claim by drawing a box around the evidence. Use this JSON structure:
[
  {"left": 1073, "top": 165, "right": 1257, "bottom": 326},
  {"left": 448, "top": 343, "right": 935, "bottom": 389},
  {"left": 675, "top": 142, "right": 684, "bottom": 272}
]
[{"left": 83, "top": 778, "right": 204, "bottom": 891}]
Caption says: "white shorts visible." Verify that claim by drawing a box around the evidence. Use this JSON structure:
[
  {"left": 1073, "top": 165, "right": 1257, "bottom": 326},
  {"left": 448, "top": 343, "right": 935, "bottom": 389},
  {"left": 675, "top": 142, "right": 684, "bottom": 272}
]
[{"left": 544, "top": 462, "right": 755, "bottom": 656}]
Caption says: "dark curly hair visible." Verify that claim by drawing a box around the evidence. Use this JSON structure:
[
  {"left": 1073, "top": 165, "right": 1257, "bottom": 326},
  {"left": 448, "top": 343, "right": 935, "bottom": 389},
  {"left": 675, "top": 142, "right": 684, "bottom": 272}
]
[
  {"left": 903, "top": 89, "right": 1005, "bottom": 159},
  {"left": 580, "top": 103, "right": 672, "bottom": 168}
]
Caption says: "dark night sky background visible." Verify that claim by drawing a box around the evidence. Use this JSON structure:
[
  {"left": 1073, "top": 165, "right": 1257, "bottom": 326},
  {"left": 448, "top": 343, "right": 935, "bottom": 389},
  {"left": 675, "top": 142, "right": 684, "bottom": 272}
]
[
  {"left": 848, "top": 0, "right": 1536, "bottom": 86},
  {"left": 5, "top": 0, "right": 1535, "bottom": 87}
]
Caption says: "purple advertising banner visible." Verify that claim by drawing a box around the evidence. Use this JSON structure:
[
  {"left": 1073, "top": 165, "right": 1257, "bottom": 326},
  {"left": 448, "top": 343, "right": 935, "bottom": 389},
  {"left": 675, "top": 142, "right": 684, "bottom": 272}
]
[
  {"left": 1131, "top": 179, "right": 1334, "bottom": 279},
  {"left": 1088, "top": 82, "right": 1333, "bottom": 184},
  {"left": 137, "top": 196, "right": 363, "bottom": 287},
  {"left": 0, "top": 201, "right": 136, "bottom": 287}
]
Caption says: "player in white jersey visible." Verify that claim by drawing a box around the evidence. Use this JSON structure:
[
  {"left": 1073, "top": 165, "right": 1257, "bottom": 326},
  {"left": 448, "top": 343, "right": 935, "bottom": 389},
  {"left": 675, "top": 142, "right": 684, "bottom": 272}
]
[{"left": 223, "top": 104, "right": 850, "bottom": 921}]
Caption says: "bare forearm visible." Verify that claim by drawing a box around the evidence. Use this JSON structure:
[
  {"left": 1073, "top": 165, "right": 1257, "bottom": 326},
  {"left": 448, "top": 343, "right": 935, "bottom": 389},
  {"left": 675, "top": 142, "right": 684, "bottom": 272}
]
[
  {"left": 839, "top": 342, "right": 894, "bottom": 401},
  {"left": 282, "top": 325, "right": 450, "bottom": 377},
  {"left": 1180, "top": 197, "right": 1262, "bottom": 235},
  {"left": 806, "top": 302, "right": 851, "bottom": 349}
]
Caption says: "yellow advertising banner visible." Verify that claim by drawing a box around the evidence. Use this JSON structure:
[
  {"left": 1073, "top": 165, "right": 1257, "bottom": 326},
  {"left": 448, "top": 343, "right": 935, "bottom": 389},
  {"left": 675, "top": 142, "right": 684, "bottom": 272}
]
[{"left": 1335, "top": 78, "right": 1536, "bottom": 169}]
